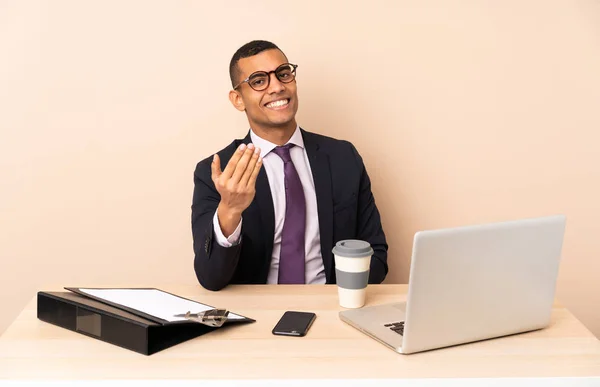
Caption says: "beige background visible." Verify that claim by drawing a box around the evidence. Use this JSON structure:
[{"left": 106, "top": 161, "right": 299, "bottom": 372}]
[{"left": 1, "top": 0, "right": 599, "bottom": 337}]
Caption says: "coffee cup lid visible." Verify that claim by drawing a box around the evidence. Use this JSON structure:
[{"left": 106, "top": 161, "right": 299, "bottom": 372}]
[{"left": 332, "top": 239, "right": 373, "bottom": 258}]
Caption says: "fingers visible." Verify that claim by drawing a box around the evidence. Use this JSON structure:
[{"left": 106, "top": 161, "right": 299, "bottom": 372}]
[
  {"left": 221, "top": 143, "right": 247, "bottom": 179},
  {"left": 247, "top": 153, "right": 263, "bottom": 188},
  {"left": 239, "top": 147, "right": 261, "bottom": 187},
  {"left": 211, "top": 154, "right": 222, "bottom": 184},
  {"left": 231, "top": 144, "right": 257, "bottom": 183}
]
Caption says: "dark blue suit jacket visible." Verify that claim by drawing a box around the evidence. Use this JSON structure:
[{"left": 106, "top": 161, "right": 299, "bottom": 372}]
[{"left": 191, "top": 129, "right": 388, "bottom": 290}]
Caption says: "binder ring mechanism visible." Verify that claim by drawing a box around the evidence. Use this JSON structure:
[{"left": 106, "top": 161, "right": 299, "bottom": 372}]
[{"left": 173, "top": 309, "right": 230, "bottom": 327}]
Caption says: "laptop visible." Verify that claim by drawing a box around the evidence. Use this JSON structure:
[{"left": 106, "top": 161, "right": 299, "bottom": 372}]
[{"left": 339, "top": 215, "right": 566, "bottom": 354}]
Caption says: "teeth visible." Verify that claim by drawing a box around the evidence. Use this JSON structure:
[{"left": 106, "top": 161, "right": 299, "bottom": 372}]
[{"left": 266, "top": 99, "right": 288, "bottom": 108}]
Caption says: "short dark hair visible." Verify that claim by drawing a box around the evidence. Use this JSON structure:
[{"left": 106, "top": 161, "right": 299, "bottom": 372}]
[{"left": 229, "top": 40, "right": 285, "bottom": 88}]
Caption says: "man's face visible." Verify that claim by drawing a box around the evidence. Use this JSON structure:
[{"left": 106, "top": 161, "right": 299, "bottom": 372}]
[{"left": 231, "top": 49, "right": 299, "bottom": 131}]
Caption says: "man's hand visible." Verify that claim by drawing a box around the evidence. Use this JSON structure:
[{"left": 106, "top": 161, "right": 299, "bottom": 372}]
[{"left": 211, "top": 143, "right": 262, "bottom": 237}]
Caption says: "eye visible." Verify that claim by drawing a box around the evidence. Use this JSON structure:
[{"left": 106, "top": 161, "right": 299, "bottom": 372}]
[
  {"left": 277, "top": 67, "right": 293, "bottom": 80},
  {"left": 250, "top": 77, "right": 267, "bottom": 87}
]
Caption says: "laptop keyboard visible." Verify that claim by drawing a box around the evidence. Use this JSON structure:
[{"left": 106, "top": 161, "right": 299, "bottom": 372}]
[{"left": 384, "top": 321, "right": 405, "bottom": 336}]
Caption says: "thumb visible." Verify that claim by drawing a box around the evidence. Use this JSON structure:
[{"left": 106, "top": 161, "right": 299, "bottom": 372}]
[{"left": 211, "top": 154, "right": 222, "bottom": 183}]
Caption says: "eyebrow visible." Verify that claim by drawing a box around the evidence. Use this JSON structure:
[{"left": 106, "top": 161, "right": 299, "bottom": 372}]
[
  {"left": 247, "top": 63, "right": 288, "bottom": 78},
  {"left": 248, "top": 72, "right": 268, "bottom": 80}
]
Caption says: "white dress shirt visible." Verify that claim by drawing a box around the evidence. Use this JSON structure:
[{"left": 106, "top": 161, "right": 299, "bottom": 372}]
[{"left": 212, "top": 126, "right": 326, "bottom": 284}]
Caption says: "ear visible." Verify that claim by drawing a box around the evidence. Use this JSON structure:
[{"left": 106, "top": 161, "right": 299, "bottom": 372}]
[{"left": 229, "top": 90, "right": 246, "bottom": 112}]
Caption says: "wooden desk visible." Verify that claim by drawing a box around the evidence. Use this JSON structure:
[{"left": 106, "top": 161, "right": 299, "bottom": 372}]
[{"left": 0, "top": 285, "right": 599, "bottom": 385}]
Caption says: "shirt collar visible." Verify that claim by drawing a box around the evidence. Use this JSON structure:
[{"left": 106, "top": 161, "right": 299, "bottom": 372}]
[{"left": 250, "top": 126, "right": 304, "bottom": 158}]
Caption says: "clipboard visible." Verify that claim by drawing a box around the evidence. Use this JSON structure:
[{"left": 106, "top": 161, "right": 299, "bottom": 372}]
[
  {"left": 37, "top": 287, "right": 255, "bottom": 355},
  {"left": 65, "top": 287, "right": 255, "bottom": 326}
]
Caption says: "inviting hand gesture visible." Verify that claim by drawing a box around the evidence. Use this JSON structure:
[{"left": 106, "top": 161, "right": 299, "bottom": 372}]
[{"left": 211, "top": 143, "right": 262, "bottom": 236}]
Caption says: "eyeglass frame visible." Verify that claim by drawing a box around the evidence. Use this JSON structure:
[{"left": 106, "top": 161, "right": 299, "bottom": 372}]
[{"left": 233, "top": 63, "right": 298, "bottom": 91}]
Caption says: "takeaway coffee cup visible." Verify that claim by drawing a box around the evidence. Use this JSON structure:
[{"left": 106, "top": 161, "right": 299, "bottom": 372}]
[{"left": 332, "top": 239, "right": 373, "bottom": 308}]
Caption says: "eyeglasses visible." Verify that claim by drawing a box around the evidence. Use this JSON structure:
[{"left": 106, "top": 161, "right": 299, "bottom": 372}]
[{"left": 233, "top": 63, "right": 298, "bottom": 91}]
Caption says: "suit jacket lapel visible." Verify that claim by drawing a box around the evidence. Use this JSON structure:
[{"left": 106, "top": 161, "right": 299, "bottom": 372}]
[
  {"left": 302, "top": 129, "right": 334, "bottom": 282},
  {"left": 242, "top": 132, "right": 275, "bottom": 282},
  {"left": 254, "top": 168, "right": 274, "bottom": 280}
]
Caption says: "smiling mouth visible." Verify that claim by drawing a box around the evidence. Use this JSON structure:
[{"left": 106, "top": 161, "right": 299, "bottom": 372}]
[{"left": 265, "top": 99, "right": 290, "bottom": 109}]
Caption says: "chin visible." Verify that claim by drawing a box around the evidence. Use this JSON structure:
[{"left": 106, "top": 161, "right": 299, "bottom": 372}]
[{"left": 264, "top": 113, "right": 293, "bottom": 125}]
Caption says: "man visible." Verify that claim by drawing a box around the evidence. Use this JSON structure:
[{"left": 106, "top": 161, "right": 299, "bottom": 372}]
[{"left": 191, "top": 40, "right": 388, "bottom": 291}]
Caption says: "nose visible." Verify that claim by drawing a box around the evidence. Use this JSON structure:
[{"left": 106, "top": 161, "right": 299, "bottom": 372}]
[{"left": 266, "top": 72, "right": 285, "bottom": 94}]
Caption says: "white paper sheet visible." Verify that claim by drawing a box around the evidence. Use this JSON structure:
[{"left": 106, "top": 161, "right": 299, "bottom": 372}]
[{"left": 76, "top": 288, "right": 244, "bottom": 323}]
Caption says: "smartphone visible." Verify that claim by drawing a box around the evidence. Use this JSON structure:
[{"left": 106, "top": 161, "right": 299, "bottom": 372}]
[{"left": 272, "top": 311, "right": 316, "bottom": 337}]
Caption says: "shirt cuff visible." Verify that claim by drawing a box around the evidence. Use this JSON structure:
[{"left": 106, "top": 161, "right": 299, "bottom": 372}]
[{"left": 212, "top": 211, "right": 242, "bottom": 247}]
